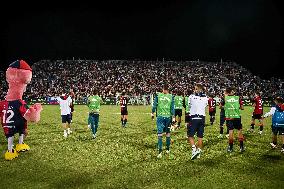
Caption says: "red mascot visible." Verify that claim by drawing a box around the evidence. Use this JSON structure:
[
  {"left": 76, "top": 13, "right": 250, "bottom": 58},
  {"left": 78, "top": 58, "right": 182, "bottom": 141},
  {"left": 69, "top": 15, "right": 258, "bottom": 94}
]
[{"left": 0, "top": 60, "right": 42, "bottom": 160}]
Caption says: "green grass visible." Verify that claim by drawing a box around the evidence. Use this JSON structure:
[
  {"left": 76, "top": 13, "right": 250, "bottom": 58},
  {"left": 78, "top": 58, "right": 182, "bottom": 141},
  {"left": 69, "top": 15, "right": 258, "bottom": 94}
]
[{"left": 0, "top": 105, "right": 284, "bottom": 189}]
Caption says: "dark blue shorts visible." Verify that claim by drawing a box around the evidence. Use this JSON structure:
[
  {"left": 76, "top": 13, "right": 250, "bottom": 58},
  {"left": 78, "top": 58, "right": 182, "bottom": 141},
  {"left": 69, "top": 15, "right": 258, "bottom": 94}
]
[
  {"left": 4, "top": 124, "right": 26, "bottom": 138},
  {"left": 209, "top": 110, "right": 216, "bottom": 116},
  {"left": 271, "top": 126, "right": 284, "bottom": 135},
  {"left": 185, "top": 113, "right": 191, "bottom": 123},
  {"left": 187, "top": 115, "right": 205, "bottom": 138},
  {"left": 226, "top": 119, "right": 242, "bottom": 130},
  {"left": 175, "top": 109, "right": 182, "bottom": 117},
  {"left": 156, "top": 117, "right": 171, "bottom": 134},
  {"left": 61, "top": 114, "right": 71, "bottom": 124},
  {"left": 220, "top": 113, "right": 225, "bottom": 126},
  {"left": 252, "top": 113, "right": 262, "bottom": 120},
  {"left": 121, "top": 108, "right": 128, "bottom": 115}
]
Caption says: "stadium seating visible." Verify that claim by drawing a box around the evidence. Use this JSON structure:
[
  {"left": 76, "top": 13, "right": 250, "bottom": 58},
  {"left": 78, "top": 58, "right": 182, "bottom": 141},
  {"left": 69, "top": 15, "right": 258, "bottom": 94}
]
[{"left": 0, "top": 60, "right": 283, "bottom": 103}]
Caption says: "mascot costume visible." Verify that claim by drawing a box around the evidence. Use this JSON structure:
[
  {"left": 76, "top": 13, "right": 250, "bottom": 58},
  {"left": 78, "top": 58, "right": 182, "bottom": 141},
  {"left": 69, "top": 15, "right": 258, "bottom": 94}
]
[{"left": 0, "top": 60, "right": 42, "bottom": 160}]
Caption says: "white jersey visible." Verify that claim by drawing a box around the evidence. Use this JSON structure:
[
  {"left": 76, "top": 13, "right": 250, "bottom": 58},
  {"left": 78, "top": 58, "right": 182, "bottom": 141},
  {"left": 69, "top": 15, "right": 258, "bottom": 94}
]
[
  {"left": 57, "top": 96, "right": 72, "bottom": 115},
  {"left": 189, "top": 94, "right": 208, "bottom": 116}
]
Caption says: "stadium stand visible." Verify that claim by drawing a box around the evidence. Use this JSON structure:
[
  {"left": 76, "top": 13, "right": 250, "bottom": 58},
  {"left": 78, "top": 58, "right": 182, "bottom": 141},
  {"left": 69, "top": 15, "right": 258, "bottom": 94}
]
[{"left": 0, "top": 60, "right": 283, "bottom": 105}]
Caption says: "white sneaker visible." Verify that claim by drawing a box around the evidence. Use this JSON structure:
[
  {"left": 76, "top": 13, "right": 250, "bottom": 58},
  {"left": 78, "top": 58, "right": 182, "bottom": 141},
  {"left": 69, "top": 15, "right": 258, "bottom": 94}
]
[
  {"left": 225, "top": 134, "right": 229, "bottom": 139},
  {"left": 259, "top": 131, "right": 263, "bottom": 135},
  {"left": 166, "top": 150, "right": 170, "bottom": 154},
  {"left": 157, "top": 152, "right": 162, "bottom": 158},
  {"left": 191, "top": 149, "right": 200, "bottom": 160},
  {"left": 93, "top": 134, "right": 97, "bottom": 139},
  {"left": 63, "top": 132, "right": 68, "bottom": 138},
  {"left": 67, "top": 129, "right": 72, "bottom": 135},
  {"left": 88, "top": 125, "right": 91, "bottom": 129},
  {"left": 197, "top": 149, "right": 201, "bottom": 159},
  {"left": 281, "top": 148, "right": 284, "bottom": 153},
  {"left": 218, "top": 134, "right": 223, "bottom": 139},
  {"left": 270, "top": 143, "right": 277, "bottom": 149}
]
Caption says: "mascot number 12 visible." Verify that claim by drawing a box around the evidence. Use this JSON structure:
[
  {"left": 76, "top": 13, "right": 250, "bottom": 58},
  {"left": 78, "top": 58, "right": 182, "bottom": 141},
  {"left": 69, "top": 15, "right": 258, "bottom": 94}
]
[{"left": 0, "top": 60, "right": 43, "bottom": 160}]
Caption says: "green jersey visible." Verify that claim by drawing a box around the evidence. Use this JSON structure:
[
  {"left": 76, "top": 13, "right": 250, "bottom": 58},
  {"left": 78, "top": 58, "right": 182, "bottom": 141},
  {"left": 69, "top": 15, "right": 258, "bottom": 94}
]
[
  {"left": 88, "top": 95, "right": 101, "bottom": 113},
  {"left": 224, "top": 96, "right": 241, "bottom": 119},
  {"left": 174, "top": 95, "right": 183, "bottom": 110},
  {"left": 157, "top": 93, "right": 173, "bottom": 117}
]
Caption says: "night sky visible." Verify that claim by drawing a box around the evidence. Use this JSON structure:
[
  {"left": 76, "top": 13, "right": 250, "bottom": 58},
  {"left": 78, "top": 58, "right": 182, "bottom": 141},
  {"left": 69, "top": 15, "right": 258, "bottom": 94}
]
[{"left": 0, "top": 0, "right": 283, "bottom": 79}]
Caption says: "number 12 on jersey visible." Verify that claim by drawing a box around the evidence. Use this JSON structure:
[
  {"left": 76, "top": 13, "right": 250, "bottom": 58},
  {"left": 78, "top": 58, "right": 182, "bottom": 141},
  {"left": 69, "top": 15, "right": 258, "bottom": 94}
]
[{"left": 2, "top": 110, "right": 15, "bottom": 124}]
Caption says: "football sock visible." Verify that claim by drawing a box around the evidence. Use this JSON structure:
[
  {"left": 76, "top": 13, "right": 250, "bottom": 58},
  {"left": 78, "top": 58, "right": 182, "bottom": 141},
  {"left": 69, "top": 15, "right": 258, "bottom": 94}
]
[
  {"left": 239, "top": 136, "right": 244, "bottom": 148},
  {"left": 121, "top": 118, "right": 123, "bottom": 125},
  {"left": 158, "top": 136, "right": 163, "bottom": 152},
  {"left": 220, "top": 127, "right": 224, "bottom": 134},
  {"left": 19, "top": 134, "right": 24, "bottom": 144},
  {"left": 8, "top": 136, "right": 14, "bottom": 152},
  {"left": 251, "top": 124, "right": 255, "bottom": 130},
  {"left": 166, "top": 137, "right": 171, "bottom": 150},
  {"left": 124, "top": 119, "right": 127, "bottom": 125},
  {"left": 273, "top": 141, "right": 277, "bottom": 145},
  {"left": 282, "top": 144, "right": 284, "bottom": 149},
  {"left": 259, "top": 126, "right": 263, "bottom": 131},
  {"left": 229, "top": 139, "right": 233, "bottom": 149},
  {"left": 178, "top": 122, "right": 180, "bottom": 127},
  {"left": 64, "top": 130, "right": 68, "bottom": 135},
  {"left": 240, "top": 141, "right": 244, "bottom": 148}
]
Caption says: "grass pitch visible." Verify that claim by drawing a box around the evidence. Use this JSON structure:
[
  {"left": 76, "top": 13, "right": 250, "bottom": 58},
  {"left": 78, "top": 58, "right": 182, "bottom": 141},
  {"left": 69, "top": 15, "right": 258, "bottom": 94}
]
[{"left": 0, "top": 105, "right": 284, "bottom": 189}]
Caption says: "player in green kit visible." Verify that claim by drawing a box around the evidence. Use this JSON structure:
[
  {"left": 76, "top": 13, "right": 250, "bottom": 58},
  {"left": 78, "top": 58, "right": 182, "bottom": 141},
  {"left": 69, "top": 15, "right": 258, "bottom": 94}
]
[
  {"left": 174, "top": 90, "right": 183, "bottom": 129},
  {"left": 151, "top": 84, "right": 175, "bottom": 158},
  {"left": 224, "top": 87, "right": 245, "bottom": 153},
  {"left": 87, "top": 89, "right": 102, "bottom": 139},
  {"left": 183, "top": 89, "right": 191, "bottom": 129}
]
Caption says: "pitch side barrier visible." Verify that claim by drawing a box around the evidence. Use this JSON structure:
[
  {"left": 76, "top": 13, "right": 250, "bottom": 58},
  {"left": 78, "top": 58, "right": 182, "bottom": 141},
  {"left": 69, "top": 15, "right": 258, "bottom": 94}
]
[
  {"left": 26, "top": 96, "right": 274, "bottom": 106},
  {"left": 25, "top": 95, "right": 152, "bottom": 105}
]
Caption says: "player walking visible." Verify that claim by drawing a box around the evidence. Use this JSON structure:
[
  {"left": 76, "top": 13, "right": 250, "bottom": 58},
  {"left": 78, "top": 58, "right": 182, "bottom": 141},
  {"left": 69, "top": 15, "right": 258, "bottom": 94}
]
[
  {"left": 188, "top": 84, "right": 208, "bottom": 160},
  {"left": 250, "top": 92, "right": 264, "bottom": 134},
  {"left": 57, "top": 93, "right": 72, "bottom": 138},
  {"left": 174, "top": 90, "right": 183, "bottom": 129},
  {"left": 87, "top": 90, "right": 102, "bottom": 139},
  {"left": 120, "top": 91, "right": 129, "bottom": 127},
  {"left": 224, "top": 87, "right": 245, "bottom": 153},
  {"left": 208, "top": 94, "right": 216, "bottom": 125},
  {"left": 151, "top": 84, "right": 175, "bottom": 158}
]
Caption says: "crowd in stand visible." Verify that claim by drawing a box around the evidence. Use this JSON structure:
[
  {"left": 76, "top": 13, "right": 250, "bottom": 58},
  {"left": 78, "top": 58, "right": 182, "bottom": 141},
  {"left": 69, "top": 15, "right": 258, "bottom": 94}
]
[{"left": 0, "top": 60, "right": 283, "bottom": 102}]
